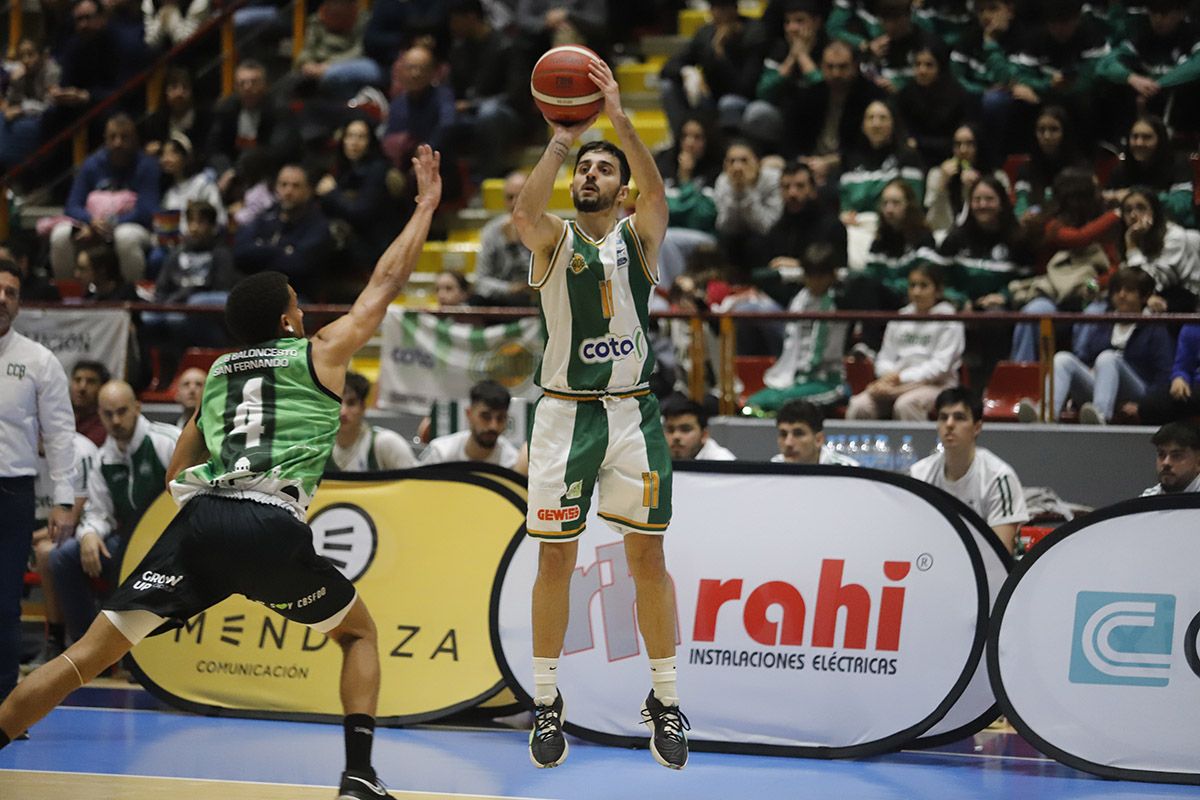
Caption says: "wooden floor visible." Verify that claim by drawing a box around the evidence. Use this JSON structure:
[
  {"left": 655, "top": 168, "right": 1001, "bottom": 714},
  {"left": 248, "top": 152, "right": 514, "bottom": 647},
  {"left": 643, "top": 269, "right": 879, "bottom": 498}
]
[{"left": 2, "top": 770, "right": 520, "bottom": 800}]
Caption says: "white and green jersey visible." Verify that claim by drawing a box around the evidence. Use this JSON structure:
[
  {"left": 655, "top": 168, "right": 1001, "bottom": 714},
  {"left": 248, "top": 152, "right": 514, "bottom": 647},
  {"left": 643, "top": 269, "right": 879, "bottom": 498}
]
[
  {"left": 171, "top": 337, "right": 341, "bottom": 519},
  {"left": 532, "top": 218, "right": 658, "bottom": 398}
]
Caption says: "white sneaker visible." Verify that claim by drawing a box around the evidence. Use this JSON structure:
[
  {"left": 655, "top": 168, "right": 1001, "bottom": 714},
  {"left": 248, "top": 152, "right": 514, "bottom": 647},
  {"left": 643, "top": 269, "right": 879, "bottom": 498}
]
[
  {"left": 1079, "top": 402, "right": 1106, "bottom": 425},
  {"left": 1016, "top": 398, "right": 1039, "bottom": 423}
]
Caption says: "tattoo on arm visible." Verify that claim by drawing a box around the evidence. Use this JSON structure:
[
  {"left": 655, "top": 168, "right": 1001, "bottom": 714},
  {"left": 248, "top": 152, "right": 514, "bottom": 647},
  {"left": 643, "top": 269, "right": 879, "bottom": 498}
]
[{"left": 550, "top": 141, "right": 569, "bottom": 160}]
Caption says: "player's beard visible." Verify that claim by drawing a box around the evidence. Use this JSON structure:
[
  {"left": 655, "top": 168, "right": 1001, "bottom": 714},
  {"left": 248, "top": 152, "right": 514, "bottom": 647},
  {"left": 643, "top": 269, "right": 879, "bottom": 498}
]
[{"left": 573, "top": 185, "right": 615, "bottom": 213}]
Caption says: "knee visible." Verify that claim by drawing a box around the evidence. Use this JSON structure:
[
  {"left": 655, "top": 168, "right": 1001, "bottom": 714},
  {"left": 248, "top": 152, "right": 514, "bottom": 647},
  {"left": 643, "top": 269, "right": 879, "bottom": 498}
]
[
  {"left": 894, "top": 392, "right": 929, "bottom": 420},
  {"left": 1022, "top": 297, "right": 1056, "bottom": 314},
  {"left": 846, "top": 394, "right": 873, "bottom": 419},
  {"left": 1053, "top": 350, "right": 1073, "bottom": 369},
  {"left": 1093, "top": 350, "right": 1120, "bottom": 370},
  {"left": 624, "top": 536, "right": 666, "bottom": 581},
  {"left": 536, "top": 542, "right": 577, "bottom": 582}
]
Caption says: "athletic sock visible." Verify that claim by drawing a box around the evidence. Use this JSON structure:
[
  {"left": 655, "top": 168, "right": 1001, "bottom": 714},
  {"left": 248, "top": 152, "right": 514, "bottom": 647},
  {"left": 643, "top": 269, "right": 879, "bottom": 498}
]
[
  {"left": 532, "top": 656, "right": 559, "bottom": 706},
  {"left": 0, "top": 730, "right": 10, "bottom": 750},
  {"left": 343, "top": 714, "right": 376, "bottom": 774},
  {"left": 649, "top": 656, "right": 679, "bottom": 706}
]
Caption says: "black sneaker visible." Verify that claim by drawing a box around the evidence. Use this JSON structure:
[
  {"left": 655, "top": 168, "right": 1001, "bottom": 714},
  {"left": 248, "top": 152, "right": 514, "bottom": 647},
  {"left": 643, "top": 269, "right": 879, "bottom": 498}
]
[
  {"left": 641, "top": 690, "right": 690, "bottom": 770},
  {"left": 528, "top": 691, "right": 568, "bottom": 768},
  {"left": 336, "top": 769, "right": 392, "bottom": 799}
]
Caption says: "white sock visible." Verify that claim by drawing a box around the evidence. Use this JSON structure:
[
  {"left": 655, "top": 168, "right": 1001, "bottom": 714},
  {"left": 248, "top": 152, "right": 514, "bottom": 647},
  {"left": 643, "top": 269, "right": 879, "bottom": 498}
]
[
  {"left": 532, "top": 657, "right": 559, "bottom": 706},
  {"left": 649, "top": 656, "right": 678, "bottom": 706}
]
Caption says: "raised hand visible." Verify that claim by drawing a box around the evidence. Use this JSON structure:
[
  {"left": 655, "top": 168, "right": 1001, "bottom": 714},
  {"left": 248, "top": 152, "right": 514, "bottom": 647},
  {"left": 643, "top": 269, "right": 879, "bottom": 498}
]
[
  {"left": 411, "top": 144, "right": 442, "bottom": 207},
  {"left": 587, "top": 58, "right": 623, "bottom": 120}
]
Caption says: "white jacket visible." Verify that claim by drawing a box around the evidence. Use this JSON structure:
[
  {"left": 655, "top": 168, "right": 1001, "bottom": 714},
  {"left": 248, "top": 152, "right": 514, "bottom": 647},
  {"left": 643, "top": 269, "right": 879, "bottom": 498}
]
[
  {"left": 875, "top": 301, "right": 965, "bottom": 385},
  {"left": 79, "top": 416, "right": 179, "bottom": 541},
  {"left": 1125, "top": 222, "right": 1200, "bottom": 299}
]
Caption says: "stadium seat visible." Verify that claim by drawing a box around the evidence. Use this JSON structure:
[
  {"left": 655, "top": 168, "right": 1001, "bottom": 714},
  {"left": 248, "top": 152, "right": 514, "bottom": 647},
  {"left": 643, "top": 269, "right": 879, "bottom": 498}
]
[
  {"left": 140, "top": 347, "right": 232, "bottom": 403},
  {"left": 1002, "top": 154, "right": 1029, "bottom": 194},
  {"left": 735, "top": 355, "right": 774, "bottom": 404},
  {"left": 983, "top": 361, "right": 1041, "bottom": 422},
  {"left": 844, "top": 355, "right": 874, "bottom": 396}
]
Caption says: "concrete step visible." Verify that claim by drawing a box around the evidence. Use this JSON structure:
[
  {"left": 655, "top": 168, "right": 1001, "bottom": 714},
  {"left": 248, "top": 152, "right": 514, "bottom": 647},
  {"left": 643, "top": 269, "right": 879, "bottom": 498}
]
[
  {"left": 641, "top": 34, "right": 687, "bottom": 60},
  {"left": 679, "top": 0, "right": 765, "bottom": 37}
]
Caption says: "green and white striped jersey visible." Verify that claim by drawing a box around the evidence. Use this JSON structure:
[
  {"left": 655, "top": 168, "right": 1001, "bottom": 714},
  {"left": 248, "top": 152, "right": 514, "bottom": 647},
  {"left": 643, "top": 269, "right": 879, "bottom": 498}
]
[
  {"left": 532, "top": 218, "right": 658, "bottom": 397},
  {"left": 171, "top": 337, "right": 340, "bottom": 518}
]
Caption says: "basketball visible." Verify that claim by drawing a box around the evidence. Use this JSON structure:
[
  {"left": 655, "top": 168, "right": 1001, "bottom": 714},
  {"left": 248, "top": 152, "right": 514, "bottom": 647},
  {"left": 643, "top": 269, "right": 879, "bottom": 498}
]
[{"left": 530, "top": 45, "right": 604, "bottom": 124}]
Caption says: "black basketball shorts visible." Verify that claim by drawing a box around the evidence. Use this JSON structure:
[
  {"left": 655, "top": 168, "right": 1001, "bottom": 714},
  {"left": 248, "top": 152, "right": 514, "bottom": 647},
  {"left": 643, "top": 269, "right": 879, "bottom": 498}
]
[{"left": 105, "top": 494, "right": 357, "bottom": 642}]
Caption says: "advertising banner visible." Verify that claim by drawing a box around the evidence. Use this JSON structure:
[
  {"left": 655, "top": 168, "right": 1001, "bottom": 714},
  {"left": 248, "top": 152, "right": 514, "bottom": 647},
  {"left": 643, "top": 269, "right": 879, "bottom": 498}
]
[
  {"left": 122, "top": 470, "right": 526, "bottom": 724},
  {"left": 376, "top": 309, "right": 543, "bottom": 414},
  {"left": 913, "top": 504, "right": 1011, "bottom": 747},
  {"left": 990, "top": 495, "right": 1200, "bottom": 784},
  {"left": 491, "top": 464, "right": 989, "bottom": 756},
  {"left": 14, "top": 307, "right": 129, "bottom": 379}
]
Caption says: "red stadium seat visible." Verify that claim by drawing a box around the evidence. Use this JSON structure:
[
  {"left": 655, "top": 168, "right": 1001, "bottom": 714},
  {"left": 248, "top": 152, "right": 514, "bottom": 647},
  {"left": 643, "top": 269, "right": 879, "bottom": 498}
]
[
  {"left": 983, "top": 361, "right": 1042, "bottom": 421},
  {"left": 735, "top": 355, "right": 775, "bottom": 403},
  {"left": 1002, "top": 154, "right": 1030, "bottom": 195},
  {"left": 844, "top": 356, "right": 875, "bottom": 395}
]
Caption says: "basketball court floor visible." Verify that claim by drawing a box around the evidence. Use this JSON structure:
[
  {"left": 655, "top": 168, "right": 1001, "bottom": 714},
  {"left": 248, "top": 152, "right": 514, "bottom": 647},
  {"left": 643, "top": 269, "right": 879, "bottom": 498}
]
[{"left": 0, "top": 685, "right": 1194, "bottom": 800}]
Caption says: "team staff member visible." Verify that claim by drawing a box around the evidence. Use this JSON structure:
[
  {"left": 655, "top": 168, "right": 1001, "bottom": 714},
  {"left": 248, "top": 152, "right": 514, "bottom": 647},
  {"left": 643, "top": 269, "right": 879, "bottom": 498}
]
[
  {"left": 0, "top": 261, "right": 77, "bottom": 732},
  {"left": 327, "top": 372, "right": 417, "bottom": 472}
]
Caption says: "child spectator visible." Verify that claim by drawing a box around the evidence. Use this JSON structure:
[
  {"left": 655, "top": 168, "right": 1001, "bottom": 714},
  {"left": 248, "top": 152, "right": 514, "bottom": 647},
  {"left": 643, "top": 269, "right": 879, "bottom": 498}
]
[
  {"left": 746, "top": 243, "right": 848, "bottom": 414},
  {"left": 847, "top": 261, "right": 965, "bottom": 420}
]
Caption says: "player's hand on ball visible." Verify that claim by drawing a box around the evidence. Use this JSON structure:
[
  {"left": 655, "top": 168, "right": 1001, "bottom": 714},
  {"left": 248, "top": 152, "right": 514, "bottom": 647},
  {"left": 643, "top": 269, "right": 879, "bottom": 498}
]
[
  {"left": 548, "top": 111, "right": 600, "bottom": 143},
  {"left": 587, "top": 58, "right": 622, "bottom": 118},
  {"left": 411, "top": 144, "right": 442, "bottom": 207}
]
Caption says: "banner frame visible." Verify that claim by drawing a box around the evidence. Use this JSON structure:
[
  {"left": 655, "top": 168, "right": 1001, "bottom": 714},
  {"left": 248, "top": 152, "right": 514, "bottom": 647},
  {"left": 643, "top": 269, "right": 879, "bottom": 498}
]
[
  {"left": 908, "top": 492, "right": 1012, "bottom": 750},
  {"left": 126, "top": 467, "right": 528, "bottom": 728},
  {"left": 987, "top": 493, "right": 1200, "bottom": 785},
  {"left": 489, "top": 461, "right": 992, "bottom": 759}
]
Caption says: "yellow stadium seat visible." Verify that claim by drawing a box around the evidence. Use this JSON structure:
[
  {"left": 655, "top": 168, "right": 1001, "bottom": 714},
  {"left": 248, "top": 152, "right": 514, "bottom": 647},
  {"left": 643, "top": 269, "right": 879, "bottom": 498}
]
[{"left": 414, "top": 241, "right": 481, "bottom": 274}]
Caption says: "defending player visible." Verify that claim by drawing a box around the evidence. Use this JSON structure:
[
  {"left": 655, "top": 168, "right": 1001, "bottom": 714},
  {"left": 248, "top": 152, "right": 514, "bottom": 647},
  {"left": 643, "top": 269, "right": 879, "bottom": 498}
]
[
  {"left": 0, "top": 146, "right": 443, "bottom": 800},
  {"left": 513, "top": 58, "right": 689, "bottom": 770}
]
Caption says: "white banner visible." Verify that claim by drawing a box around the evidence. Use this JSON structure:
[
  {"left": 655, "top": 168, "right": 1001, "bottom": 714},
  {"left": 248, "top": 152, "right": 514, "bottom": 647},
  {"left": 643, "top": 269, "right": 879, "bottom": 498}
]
[
  {"left": 913, "top": 505, "right": 1010, "bottom": 746},
  {"left": 990, "top": 496, "right": 1200, "bottom": 784},
  {"left": 492, "top": 465, "right": 989, "bottom": 756},
  {"left": 14, "top": 307, "right": 129, "bottom": 379},
  {"left": 376, "top": 309, "right": 543, "bottom": 415}
]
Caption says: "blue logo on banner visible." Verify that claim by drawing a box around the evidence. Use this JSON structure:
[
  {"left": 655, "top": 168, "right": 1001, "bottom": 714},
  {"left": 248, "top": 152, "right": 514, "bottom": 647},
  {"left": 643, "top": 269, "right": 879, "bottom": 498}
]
[{"left": 1069, "top": 592, "right": 1175, "bottom": 687}]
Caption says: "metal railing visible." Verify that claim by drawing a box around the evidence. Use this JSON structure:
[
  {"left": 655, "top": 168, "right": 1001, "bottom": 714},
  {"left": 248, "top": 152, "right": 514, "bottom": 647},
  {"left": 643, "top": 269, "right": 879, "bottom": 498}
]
[{"left": 25, "top": 299, "right": 1199, "bottom": 419}]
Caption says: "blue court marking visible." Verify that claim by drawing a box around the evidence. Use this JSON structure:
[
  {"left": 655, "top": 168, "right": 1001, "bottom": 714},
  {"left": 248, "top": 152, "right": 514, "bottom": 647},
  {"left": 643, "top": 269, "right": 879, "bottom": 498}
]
[{"left": 2, "top": 707, "right": 1196, "bottom": 800}]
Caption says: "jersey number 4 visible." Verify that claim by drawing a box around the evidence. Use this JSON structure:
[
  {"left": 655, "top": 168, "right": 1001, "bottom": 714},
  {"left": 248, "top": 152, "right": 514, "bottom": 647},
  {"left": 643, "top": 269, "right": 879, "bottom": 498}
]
[{"left": 232, "top": 376, "right": 265, "bottom": 448}]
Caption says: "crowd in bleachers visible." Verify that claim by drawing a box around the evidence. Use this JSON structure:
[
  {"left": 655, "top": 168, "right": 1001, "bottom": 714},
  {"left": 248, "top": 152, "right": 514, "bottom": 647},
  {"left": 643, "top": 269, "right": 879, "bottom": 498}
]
[{"left": 0, "top": 0, "right": 1199, "bottom": 424}]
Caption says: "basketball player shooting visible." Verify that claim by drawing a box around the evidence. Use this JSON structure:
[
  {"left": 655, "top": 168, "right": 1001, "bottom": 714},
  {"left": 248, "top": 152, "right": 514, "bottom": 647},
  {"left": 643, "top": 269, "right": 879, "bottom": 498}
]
[
  {"left": 513, "top": 57, "right": 689, "bottom": 770},
  {"left": 0, "top": 146, "right": 443, "bottom": 800}
]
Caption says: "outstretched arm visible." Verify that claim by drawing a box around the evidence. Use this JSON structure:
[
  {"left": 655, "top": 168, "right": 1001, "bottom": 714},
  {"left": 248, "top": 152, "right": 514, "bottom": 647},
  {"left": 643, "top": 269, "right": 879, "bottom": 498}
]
[
  {"left": 588, "top": 58, "right": 668, "bottom": 251},
  {"left": 312, "top": 145, "right": 442, "bottom": 395},
  {"left": 512, "top": 112, "right": 597, "bottom": 284}
]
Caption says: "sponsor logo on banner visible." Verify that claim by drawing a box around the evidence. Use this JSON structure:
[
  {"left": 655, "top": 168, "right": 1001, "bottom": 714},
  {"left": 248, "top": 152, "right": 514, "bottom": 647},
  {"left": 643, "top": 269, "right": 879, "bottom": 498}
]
[
  {"left": 492, "top": 465, "right": 988, "bottom": 757},
  {"left": 1069, "top": 592, "right": 1175, "bottom": 688},
  {"left": 990, "top": 495, "right": 1200, "bottom": 785},
  {"left": 123, "top": 470, "right": 526, "bottom": 724},
  {"left": 578, "top": 330, "right": 646, "bottom": 364}
]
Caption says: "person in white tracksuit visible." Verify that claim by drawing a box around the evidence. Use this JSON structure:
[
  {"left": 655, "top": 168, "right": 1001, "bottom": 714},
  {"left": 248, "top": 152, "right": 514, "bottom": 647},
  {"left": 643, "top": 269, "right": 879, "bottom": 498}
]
[{"left": 847, "top": 261, "right": 965, "bottom": 421}]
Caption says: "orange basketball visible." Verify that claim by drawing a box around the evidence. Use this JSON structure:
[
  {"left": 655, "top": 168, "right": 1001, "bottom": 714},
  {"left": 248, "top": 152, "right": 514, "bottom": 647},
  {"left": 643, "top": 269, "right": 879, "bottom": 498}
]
[{"left": 530, "top": 45, "right": 604, "bottom": 124}]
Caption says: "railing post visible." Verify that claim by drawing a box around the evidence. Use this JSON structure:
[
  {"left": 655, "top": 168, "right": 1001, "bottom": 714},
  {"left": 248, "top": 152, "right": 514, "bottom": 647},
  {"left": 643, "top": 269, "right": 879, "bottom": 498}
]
[
  {"left": 718, "top": 315, "right": 736, "bottom": 416},
  {"left": 0, "top": 180, "right": 10, "bottom": 241},
  {"left": 146, "top": 64, "right": 166, "bottom": 112},
  {"left": 688, "top": 315, "right": 705, "bottom": 404},
  {"left": 72, "top": 128, "right": 88, "bottom": 166},
  {"left": 8, "top": 1, "right": 21, "bottom": 59},
  {"left": 292, "top": 0, "right": 307, "bottom": 60},
  {"left": 221, "top": 16, "right": 236, "bottom": 97},
  {"left": 1038, "top": 316, "right": 1055, "bottom": 422}
]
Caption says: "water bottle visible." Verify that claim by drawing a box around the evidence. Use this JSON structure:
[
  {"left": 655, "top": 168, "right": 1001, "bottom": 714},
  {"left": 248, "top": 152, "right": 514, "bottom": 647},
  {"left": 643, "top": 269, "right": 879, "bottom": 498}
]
[
  {"left": 846, "top": 435, "right": 861, "bottom": 464},
  {"left": 873, "top": 435, "right": 892, "bottom": 471},
  {"left": 858, "top": 435, "right": 876, "bottom": 469},
  {"left": 896, "top": 435, "right": 917, "bottom": 473},
  {"left": 830, "top": 435, "right": 847, "bottom": 458}
]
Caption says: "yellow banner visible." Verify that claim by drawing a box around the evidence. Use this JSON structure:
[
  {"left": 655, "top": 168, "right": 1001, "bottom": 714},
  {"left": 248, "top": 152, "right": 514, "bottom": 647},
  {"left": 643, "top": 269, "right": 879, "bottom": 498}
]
[{"left": 121, "top": 471, "right": 526, "bottom": 723}]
